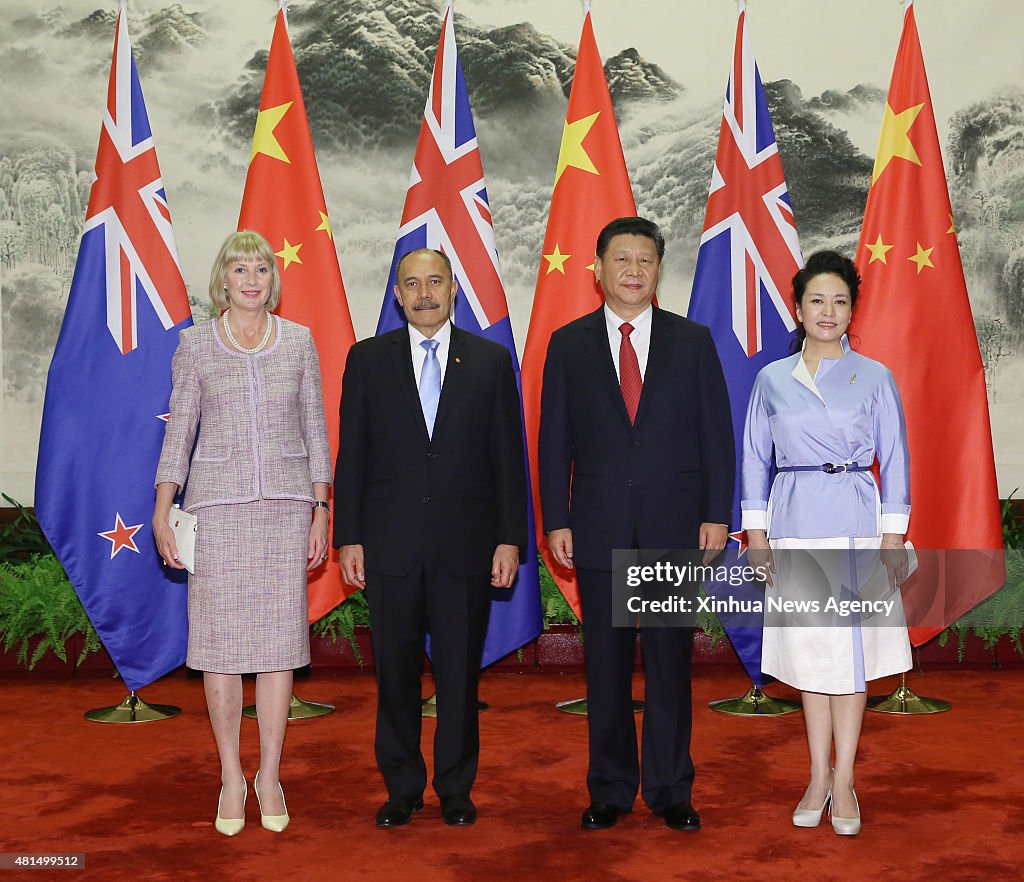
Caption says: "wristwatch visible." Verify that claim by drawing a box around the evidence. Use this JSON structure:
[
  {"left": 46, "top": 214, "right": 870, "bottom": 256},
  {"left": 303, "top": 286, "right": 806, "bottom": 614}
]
[{"left": 312, "top": 500, "right": 330, "bottom": 512}]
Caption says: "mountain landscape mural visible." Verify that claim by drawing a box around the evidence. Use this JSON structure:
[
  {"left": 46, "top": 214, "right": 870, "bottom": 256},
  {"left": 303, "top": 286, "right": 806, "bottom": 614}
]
[{"left": 1, "top": 0, "right": 1022, "bottom": 502}]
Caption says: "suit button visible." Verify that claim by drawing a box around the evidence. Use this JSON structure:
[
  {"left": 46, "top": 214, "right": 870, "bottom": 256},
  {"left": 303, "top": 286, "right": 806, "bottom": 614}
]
[
  {"left": 629, "top": 440, "right": 640, "bottom": 447},
  {"left": 427, "top": 452, "right": 438, "bottom": 459},
  {"left": 422, "top": 496, "right": 430, "bottom": 504},
  {"left": 627, "top": 480, "right": 634, "bottom": 487}
]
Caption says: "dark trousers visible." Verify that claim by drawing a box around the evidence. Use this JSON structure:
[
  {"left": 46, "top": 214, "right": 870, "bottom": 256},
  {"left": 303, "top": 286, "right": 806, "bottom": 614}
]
[
  {"left": 365, "top": 563, "right": 491, "bottom": 799},
  {"left": 577, "top": 566, "right": 695, "bottom": 814}
]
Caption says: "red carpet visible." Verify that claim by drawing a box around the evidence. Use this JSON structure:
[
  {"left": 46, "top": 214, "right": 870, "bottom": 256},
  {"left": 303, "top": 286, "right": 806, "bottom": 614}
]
[{"left": 1, "top": 669, "right": 1021, "bottom": 881}]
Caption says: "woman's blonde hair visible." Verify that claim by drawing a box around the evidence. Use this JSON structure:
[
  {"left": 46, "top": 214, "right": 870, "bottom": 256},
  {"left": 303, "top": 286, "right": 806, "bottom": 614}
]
[{"left": 208, "top": 230, "right": 282, "bottom": 312}]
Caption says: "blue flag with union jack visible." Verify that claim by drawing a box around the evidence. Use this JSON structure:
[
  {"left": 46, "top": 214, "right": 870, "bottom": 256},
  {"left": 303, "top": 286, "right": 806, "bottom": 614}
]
[
  {"left": 377, "top": 1, "right": 543, "bottom": 667},
  {"left": 687, "top": 2, "right": 802, "bottom": 686},
  {"left": 35, "top": 9, "right": 193, "bottom": 691}
]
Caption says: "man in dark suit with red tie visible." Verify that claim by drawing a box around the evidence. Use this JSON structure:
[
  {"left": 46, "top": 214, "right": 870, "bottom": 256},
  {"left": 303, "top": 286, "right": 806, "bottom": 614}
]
[
  {"left": 334, "top": 248, "right": 526, "bottom": 828},
  {"left": 539, "top": 216, "right": 734, "bottom": 831}
]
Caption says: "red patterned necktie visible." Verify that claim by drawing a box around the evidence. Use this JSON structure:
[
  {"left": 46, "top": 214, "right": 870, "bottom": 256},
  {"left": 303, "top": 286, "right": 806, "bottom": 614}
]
[{"left": 619, "top": 322, "right": 642, "bottom": 424}]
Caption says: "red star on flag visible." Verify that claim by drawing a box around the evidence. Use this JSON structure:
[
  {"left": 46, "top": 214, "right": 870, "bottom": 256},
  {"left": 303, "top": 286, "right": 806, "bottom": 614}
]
[
  {"left": 729, "top": 530, "right": 748, "bottom": 557},
  {"left": 98, "top": 512, "right": 144, "bottom": 559}
]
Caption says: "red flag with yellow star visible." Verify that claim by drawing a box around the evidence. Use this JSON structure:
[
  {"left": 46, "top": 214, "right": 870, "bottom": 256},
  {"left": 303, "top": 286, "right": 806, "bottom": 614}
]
[
  {"left": 238, "top": 8, "right": 357, "bottom": 622},
  {"left": 851, "top": 0, "right": 1004, "bottom": 645},
  {"left": 520, "top": 11, "right": 636, "bottom": 618}
]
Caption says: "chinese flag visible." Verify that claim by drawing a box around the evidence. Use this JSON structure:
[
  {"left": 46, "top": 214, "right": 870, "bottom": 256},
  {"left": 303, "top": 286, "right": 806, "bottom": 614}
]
[
  {"left": 238, "top": 10, "right": 357, "bottom": 622},
  {"left": 850, "top": 0, "right": 1004, "bottom": 645},
  {"left": 520, "top": 11, "right": 636, "bottom": 618}
]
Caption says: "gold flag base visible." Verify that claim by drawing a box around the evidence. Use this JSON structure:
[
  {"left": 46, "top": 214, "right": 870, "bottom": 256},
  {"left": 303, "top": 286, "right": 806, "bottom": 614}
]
[
  {"left": 708, "top": 685, "right": 802, "bottom": 716},
  {"left": 242, "top": 693, "right": 335, "bottom": 720},
  {"left": 555, "top": 698, "right": 645, "bottom": 716},
  {"left": 421, "top": 693, "right": 488, "bottom": 718},
  {"left": 84, "top": 691, "right": 181, "bottom": 724},
  {"left": 867, "top": 673, "right": 951, "bottom": 715}
]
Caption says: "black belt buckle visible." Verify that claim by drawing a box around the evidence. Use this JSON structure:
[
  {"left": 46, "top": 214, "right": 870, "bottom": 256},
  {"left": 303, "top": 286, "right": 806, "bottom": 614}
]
[{"left": 822, "top": 462, "right": 847, "bottom": 474}]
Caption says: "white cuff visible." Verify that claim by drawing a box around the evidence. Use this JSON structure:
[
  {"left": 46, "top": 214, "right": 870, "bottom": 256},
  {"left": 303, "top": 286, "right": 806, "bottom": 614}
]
[
  {"left": 741, "top": 508, "right": 768, "bottom": 531},
  {"left": 880, "top": 512, "right": 909, "bottom": 535}
]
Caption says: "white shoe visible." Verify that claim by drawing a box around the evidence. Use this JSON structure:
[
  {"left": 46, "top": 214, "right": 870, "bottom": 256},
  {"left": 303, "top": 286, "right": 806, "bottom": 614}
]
[
  {"left": 792, "top": 790, "right": 831, "bottom": 828},
  {"left": 255, "top": 770, "right": 290, "bottom": 833},
  {"left": 830, "top": 789, "right": 861, "bottom": 836},
  {"left": 214, "top": 778, "right": 246, "bottom": 837}
]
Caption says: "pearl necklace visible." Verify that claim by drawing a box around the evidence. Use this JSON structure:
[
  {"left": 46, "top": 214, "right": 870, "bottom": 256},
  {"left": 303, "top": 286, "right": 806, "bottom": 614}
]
[{"left": 222, "top": 309, "right": 272, "bottom": 354}]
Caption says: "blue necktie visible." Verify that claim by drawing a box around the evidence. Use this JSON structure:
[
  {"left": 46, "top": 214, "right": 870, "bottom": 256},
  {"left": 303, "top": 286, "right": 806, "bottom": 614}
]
[{"left": 419, "top": 338, "right": 441, "bottom": 437}]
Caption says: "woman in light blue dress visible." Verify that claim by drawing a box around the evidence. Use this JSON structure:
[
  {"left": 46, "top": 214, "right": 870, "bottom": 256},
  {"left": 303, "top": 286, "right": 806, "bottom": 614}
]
[{"left": 742, "top": 251, "right": 912, "bottom": 836}]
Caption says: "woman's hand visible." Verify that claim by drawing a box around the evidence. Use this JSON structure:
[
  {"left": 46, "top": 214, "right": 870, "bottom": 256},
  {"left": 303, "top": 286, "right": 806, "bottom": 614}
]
[
  {"left": 307, "top": 506, "right": 330, "bottom": 572},
  {"left": 153, "top": 482, "right": 185, "bottom": 569},
  {"left": 153, "top": 518, "right": 185, "bottom": 569},
  {"left": 746, "top": 529, "right": 775, "bottom": 588},
  {"left": 879, "top": 534, "right": 908, "bottom": 593}
]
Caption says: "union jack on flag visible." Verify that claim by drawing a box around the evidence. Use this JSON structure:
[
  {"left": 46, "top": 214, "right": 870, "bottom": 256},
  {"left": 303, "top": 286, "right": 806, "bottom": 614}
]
[
  {"left": 36, "top": 8, "right": 193, "bottom": 691},
  {"left": 87, "top": 12, "right": 190, "bottom": 353},
  {"left": 687, "top": 0, "right": 802, "bottom": 685},
  {"left": 377, "top": 0, "right": 542, "bottom": 666}
]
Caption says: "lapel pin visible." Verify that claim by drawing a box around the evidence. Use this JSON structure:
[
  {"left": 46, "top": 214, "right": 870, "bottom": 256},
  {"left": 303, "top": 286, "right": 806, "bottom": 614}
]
[
  {"left": 455, "top": 357, "right": 461, "bottom": 364},
  {"left": 849, "top": 374, "right": 856, "bottom": 384}
]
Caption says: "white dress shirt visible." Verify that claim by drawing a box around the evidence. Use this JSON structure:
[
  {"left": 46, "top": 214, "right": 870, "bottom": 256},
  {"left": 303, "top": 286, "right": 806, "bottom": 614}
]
[
  {"left": 409, "top": 320, "right": 452, "bottom": 388},
  {"left": 604, "top": 304, "right": 653, "bottom": 381}
]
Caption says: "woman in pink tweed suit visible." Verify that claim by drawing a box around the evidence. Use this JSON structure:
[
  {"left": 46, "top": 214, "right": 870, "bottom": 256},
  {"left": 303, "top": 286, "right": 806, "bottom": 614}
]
[{"left": 153, "top": 231, "right": 330, "bottom": 836}]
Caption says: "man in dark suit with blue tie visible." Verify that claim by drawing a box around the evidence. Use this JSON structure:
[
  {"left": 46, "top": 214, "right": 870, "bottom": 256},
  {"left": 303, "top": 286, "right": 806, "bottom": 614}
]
[
  {"left": 334, "top": 249, "right": 526, "bottom": 828},
  {"left": 539, "top": 217, "right": 734, "bottom": 831}
]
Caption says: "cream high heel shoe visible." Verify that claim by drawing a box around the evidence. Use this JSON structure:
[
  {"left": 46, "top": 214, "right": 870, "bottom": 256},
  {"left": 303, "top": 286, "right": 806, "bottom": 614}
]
[
  {"left": 830, "top": 789, "right": 861, "bottom": 836},
  {"left": 214, "top": 778, "right": 247, "bottom": 837},
  {"left": 792, "top": 790, "right": 831, "bottom": 827},
  {"left": 254, "top": 771, "right": 290, "bottom": 833}
]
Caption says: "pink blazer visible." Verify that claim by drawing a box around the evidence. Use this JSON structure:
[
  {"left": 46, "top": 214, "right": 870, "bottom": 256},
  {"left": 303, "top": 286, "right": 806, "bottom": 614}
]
[{"left": 155, "top": 316, "right": 331, "bottom": 512}]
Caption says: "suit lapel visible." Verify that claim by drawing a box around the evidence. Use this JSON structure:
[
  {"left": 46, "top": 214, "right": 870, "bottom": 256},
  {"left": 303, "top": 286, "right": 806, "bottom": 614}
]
[
  {"left": 633, "top": 307, "right": 675, "bottom": 428},
  {"left": 389, "top": 327, "right": 430, "bottom": 440},
  {"left": 582, "top": 307, "right": 632, "bottom": 428}
]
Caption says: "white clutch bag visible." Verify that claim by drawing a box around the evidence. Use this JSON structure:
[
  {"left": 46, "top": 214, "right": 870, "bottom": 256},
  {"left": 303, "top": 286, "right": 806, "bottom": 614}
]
[{"left": 167, "top": 504, "right": 197, "bottom": 574}]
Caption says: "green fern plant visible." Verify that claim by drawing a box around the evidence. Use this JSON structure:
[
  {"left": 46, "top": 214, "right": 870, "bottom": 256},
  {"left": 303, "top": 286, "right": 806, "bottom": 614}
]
[
  {"left": 943, "top": 548, "right": 1024, "bottom": 659},
  {"left": 538, "top": 554, "right": 580, "bottom": 629},
  {"left": 0, "top": 495, "right": 53, "bottom": 563},
  {"left": 310, "top": 589, "right": 371, "bottom": 665},
  {"left": 0, "top": 553, "right": 100, "bottom": 668}
]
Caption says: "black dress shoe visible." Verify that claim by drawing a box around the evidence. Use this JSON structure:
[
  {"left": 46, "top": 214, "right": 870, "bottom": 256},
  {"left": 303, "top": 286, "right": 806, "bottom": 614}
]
[
  {"left": 657, "top": 801, "right": 701, "bottom": 831},
  {"left": 440, "top": 793, "right": 477, "bottom": 826},
  {"left": 375, "top": 795, "right": 424, "bottom": 828},
  {"left": 581, "top": 801, "right": 630, "bottom": 830}
]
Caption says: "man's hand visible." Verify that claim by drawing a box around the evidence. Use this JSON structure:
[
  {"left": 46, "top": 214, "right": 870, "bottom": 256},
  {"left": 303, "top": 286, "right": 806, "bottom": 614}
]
[
  {"left": 340, "top": 544, "right": 366, "bottom": 589},
  {"left": 699, "top": 522, "right": 728, "bottom": 565},
  {"left": 491, "top": 544, "right": 520, "bottom": 588},
  {"left": 546, "top": 528, "right": 574, "bottom": 570},
  {"left": 746, "top": 529, "right": 774, "bottom": 588}
]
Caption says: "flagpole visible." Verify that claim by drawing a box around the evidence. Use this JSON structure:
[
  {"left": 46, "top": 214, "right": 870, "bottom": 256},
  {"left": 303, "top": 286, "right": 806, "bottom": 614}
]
[
  {"left": 549, "top": 0, "right": 645, "bottom": 719},
  {"left": 238, "top": 0, "right": 337, "bottom": 723}
]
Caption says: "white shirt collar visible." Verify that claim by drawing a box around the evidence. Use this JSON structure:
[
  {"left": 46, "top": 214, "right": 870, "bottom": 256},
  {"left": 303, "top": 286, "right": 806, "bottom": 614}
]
[
  {"left": 409, "top": 320, "right": 452, "bottom": 349},
  {"left": 604, "top": 303, "right": 653, "bottom": 335},
  {"left": 800, "top": 332, "right": 851, "bottom": 357}
]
